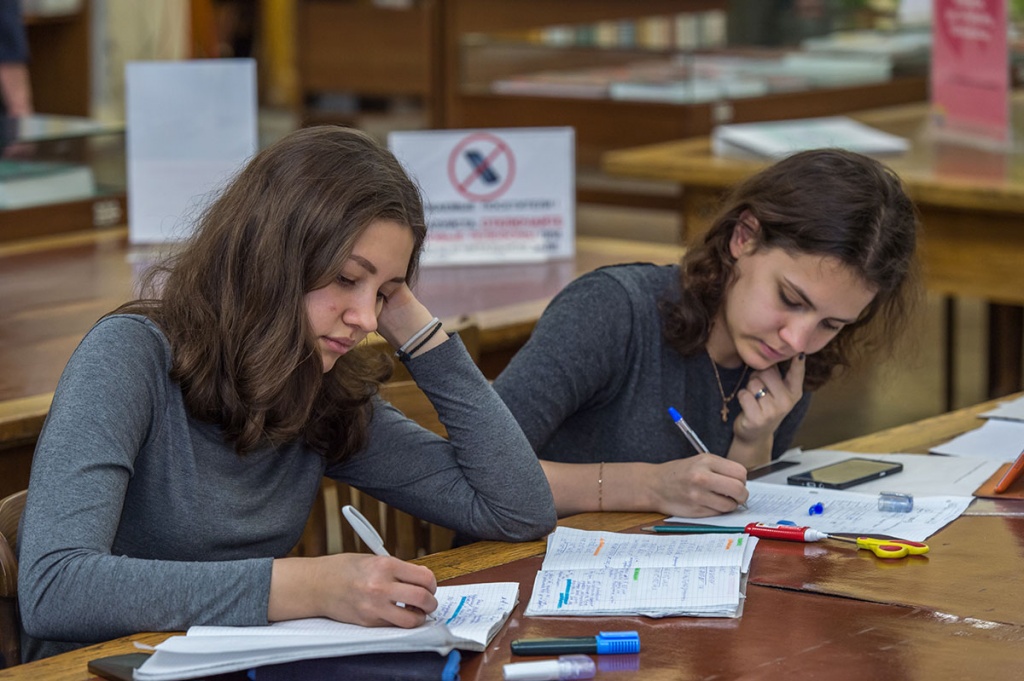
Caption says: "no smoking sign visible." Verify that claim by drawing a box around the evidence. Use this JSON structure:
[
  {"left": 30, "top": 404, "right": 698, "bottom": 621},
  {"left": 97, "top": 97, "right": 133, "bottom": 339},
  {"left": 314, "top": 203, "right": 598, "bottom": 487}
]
[
  {"left": 447, "top": 132, "right": 517, "bottom": 202},
  {"left": 389, "top": 126, "right": 574, "bottom": 264}
]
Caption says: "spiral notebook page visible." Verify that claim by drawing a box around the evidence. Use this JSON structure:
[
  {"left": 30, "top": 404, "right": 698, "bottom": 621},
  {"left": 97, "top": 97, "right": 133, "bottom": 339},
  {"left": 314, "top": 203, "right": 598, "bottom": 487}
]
[
  {"left": 524, "top": 527, "right": 751, "bottom": 618},
  {"left": 135, "top": 583, "right": 519, "bottom": 681},
  {"left": 185, "top": 582, "right": 518, "bottom": 646},
  {"left": 539, "top": 526, "right": 755, "bottom": 571}
]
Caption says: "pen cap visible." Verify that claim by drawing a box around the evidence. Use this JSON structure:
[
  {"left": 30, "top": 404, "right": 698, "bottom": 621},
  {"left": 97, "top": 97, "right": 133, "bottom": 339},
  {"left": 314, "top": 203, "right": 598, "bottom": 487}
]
[
  {"left": 503, "top": 655, "right": 596, "bottom": 681},
  {"left": 878, "top": 492, "right": 913, "bottom": 513},
  {"left": 595, "top": 631, "right": 640, "bottom": 654}
]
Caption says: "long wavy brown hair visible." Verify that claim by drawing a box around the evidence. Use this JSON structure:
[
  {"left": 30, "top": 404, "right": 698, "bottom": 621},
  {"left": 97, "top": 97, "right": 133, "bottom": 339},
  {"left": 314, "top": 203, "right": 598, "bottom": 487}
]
[
  {"left": 661, "top": 148, "right": 921, "bottom": 390},
  {"left": 113, "top": 126, "right": 428, "bottom": 460}
]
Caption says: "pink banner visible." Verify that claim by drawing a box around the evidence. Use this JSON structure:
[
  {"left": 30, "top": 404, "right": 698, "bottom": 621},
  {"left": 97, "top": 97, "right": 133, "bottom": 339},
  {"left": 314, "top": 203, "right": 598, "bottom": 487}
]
[{"left": 931, "top": 0, "right": 1010, "bottom": 144}]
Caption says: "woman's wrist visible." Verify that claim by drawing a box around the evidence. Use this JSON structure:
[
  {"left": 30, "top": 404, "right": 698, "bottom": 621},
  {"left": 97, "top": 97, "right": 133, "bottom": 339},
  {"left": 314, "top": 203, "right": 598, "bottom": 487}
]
[
  {"left": 395, "top": 317, "right": 441, "bottom": 362},
  {"left": 269, "top": 557, "right": 320, "bottom": 621},
  {"left": 603, "top": 462, "right": 656, "bottom": 513},
  {"left": 727, "top": 436, "right": 772, "bottom": 469}
]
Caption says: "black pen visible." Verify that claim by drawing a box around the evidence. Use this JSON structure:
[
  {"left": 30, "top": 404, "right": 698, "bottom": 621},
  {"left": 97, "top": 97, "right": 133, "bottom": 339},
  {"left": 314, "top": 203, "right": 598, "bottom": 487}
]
[{"left": 511, "top": 631, "right": 640, "bottom": 656}]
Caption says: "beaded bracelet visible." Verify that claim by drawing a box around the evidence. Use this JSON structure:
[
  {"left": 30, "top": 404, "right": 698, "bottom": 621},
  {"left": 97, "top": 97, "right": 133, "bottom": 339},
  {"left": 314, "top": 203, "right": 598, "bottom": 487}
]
[{"left": 396, "top": 318, "right": 443, "bottom": 363}]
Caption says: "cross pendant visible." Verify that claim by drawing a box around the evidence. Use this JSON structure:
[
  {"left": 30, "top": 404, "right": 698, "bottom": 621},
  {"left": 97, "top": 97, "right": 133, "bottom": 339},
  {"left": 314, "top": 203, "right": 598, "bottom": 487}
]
[{"left": 720, "top": 405, "right": 729, "bottom": 422}]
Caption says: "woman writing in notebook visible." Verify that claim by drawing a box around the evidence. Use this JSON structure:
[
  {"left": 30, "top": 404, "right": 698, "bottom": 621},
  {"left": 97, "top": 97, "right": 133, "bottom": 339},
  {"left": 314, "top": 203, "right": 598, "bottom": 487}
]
[
  {"left": 494, "top": 148, "right": 920, "bottom": 519},
  {"left": 18, "top": 127, "right": 556, "bottom": 661}
]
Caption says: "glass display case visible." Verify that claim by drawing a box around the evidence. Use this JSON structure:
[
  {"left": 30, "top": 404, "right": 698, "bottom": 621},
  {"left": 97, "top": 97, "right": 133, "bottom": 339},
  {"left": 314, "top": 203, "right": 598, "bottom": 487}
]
[
  {"left": 0, "top": 114, "right": 125, "bottom": 242},
  {"left": 446, "top": 1, "right": 931, "bottom": 167}
]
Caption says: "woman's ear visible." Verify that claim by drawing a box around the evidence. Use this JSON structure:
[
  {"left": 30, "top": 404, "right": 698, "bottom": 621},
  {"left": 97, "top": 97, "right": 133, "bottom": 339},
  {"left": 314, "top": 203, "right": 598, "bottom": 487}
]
[{"left": 729, "top": 210, "right": 761, "bottom": 258}]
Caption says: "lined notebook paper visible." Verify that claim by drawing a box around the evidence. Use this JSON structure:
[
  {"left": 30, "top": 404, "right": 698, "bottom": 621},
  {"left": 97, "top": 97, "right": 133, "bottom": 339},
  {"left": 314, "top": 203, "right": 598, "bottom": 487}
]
[
  {"left": 134, "top": 583, "right": 518, "bottom": 681},
  {"left": 524, "top": 527, "right": 753, "bottom": 618}
]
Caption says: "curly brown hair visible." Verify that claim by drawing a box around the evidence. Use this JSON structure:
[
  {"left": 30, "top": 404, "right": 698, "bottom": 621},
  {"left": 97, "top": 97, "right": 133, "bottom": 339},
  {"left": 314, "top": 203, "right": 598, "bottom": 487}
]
[
  {"left": 113, "top": 126, "right": 427, "bottom": 460},
  {"left": 661, "top": 148, "right": 921, "bottom": 390}
]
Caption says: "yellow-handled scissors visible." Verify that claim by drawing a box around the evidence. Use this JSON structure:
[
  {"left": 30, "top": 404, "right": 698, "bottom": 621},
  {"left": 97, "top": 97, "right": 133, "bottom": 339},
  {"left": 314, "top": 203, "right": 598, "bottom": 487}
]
[{"left": 830, "top": 535, "right": 930, "bottom": 559}]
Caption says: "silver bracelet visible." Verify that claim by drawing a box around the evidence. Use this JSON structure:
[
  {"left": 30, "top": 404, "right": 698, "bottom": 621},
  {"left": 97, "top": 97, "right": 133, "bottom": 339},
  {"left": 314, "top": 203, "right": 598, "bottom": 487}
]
[
  {"left": 395, "top": 316, "right": 440, "bottom": 359},
  {"left": 397, "top": 320, "right": 443, "bottom": 363}
]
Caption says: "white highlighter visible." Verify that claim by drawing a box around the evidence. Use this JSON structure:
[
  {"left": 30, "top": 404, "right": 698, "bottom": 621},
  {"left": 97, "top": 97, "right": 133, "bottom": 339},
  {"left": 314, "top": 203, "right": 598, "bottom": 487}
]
[{"left": 503, "top": 654, "right": 596, "bottom": 681}]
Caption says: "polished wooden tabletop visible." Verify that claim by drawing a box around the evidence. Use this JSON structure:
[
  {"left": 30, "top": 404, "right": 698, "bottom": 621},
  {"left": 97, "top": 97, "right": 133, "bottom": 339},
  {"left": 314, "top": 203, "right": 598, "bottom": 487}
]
[
  {"left": 602, "top": 95, "right": 1024, "bottom": 305},
  {"left": 603, "top": 96, "right": 1024, "bottom": 400},
  {"left": 0, "top": 228, "right": 684, "bottom": 499},
  {"left": 3, "top": 395, "right": 1022, "bottom": 680},
  {"left": 0, "top": 228, "right": 683, "bottom": 406}
]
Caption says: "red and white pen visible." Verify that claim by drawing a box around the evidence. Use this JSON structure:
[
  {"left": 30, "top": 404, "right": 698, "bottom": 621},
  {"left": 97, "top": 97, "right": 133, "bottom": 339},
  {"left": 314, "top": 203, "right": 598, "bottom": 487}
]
[{"left": 643, "top": 522, "right": 828, "bottom": 542}]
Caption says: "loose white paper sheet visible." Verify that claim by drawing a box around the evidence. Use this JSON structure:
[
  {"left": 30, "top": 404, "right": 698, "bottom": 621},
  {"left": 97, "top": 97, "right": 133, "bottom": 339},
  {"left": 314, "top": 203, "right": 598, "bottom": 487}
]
[
  {"left": 930, "top": 419, "right": 1024, "bottom": 460},
  {"left": 126, "top": 59, "right": 257, "bottom": 244},
  {"left": 667, "top": 481, "right": 973, "bottom": 542}
]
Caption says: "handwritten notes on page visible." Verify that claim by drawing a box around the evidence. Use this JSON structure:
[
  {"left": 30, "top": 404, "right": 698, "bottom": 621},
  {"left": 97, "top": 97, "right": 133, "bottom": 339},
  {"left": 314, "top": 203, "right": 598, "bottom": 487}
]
[
  {"left": 524, "top": 527, "right": 753, "bottom": 618},
  {"left": 134, "top": 583, "right": 518, "bottom": 681},
  {"left": 667, "top": 482, "right": 972, "bottom": 542}
]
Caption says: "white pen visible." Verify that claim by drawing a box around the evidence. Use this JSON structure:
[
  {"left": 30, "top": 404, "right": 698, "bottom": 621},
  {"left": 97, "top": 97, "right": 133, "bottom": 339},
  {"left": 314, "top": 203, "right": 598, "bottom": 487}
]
[
  {"left": 341, "top": 505, "right": 437, "bottom": 620},
  {"left": 666, "top": 406, "right": 748, "bottom": 511},
  {"left": 342, "top": 504, "right": 389, "bottom": 556}
]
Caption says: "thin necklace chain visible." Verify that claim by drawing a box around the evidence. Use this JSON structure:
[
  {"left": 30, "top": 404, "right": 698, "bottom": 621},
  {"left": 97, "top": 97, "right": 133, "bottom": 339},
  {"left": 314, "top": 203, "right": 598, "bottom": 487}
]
[{"left": 708, "top": 352, "right": 749, "bottom": 423}]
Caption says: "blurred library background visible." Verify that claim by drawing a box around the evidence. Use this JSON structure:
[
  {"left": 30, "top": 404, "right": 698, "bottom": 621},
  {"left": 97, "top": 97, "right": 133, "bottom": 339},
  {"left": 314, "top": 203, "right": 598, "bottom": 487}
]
[{"left": 13, "top": 0, "right": 1021, "bottom": 448}]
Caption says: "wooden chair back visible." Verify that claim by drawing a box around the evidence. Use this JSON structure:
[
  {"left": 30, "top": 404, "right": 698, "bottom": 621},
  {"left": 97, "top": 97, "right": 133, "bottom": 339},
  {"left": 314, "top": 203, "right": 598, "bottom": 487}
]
[
  {"left": 295, "top": 321, "right": 482, "bottom": 560},
  {"left": 0, "top": 490, "right": 27, "bottom": 669},
  {"left": 0, "top": 394, "right": 51, "bottom": 500},
  {"left": 307, "top": 380, "right": 455, "bottom": 561},
  {"left": 294, "top": 382, "right": 458, "bottom": 557}
]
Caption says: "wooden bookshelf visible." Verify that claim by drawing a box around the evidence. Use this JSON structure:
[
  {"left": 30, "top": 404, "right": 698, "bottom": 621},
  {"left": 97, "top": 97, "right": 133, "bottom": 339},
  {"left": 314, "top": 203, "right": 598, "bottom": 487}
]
[
  {"left": 295, "top": 0, "right": 442, "bottom": 126},
  {"left": 442, "top": 1, "right": 929, "bottom": 165},
  {"left": 24, "top": 0, "right": 91, "bottom": 116},
  {"left": 291, "top": 1, "right": 929, "bottom": 209}
]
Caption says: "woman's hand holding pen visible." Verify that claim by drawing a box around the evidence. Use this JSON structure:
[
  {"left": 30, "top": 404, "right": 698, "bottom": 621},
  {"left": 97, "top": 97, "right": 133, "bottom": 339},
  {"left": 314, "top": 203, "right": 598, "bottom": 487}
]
[
  {"left": 729, "top": 354, "right": 806, "bottom": 468},
  {"left": 269, "top": 553, "right": 438, "bottom": 628},
  {"left": 643, "top": 456, "right": 749, "bottom": 517}
]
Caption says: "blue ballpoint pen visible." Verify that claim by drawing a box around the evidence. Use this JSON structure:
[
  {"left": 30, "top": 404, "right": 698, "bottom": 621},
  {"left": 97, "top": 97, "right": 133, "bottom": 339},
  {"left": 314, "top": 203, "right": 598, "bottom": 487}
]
[
  {"left": 666, "top": 406, "right": 748, "bottom": 511},
  {"left": 667, "top": 406, "right": 710, "bottom": 453}
]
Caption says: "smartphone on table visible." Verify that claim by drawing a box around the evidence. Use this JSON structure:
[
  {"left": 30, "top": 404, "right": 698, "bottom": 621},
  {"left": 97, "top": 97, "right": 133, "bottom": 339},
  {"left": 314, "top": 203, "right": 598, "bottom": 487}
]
[{"left": 786, "top": 458, "right": 903, "bottom": 490}]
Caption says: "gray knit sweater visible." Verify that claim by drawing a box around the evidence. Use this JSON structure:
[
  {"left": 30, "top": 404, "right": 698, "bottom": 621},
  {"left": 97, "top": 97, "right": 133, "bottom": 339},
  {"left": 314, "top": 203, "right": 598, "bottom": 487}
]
[
  {"left": 19, "top": 315, "right": 555, "bottom": 661},
  {"left": 494, "top": 264, "right": 811, "bottom": 464}
]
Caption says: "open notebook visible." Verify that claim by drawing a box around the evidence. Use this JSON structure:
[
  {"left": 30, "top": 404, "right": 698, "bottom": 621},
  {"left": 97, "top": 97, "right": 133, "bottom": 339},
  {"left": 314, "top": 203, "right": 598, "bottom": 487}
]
[
  {"left": 133, "top": 582, "right": 518, "bottom": 681},
  {"left": 524, "top": 527, "right": 754, "bottom": 618}
]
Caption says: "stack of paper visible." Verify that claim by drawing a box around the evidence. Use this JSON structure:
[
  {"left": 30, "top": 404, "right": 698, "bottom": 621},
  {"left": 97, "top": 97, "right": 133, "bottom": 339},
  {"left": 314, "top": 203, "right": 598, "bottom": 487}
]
[
  {"left": 134, "top": 583, "right": 518, "bottom": 681},
  {"left": 931, "top": 394, "right": 1024, "bottom": 460},
  {"left": 712, "top": 116, "right": 909, "bottom": 160},
  {"left": 524, "top": 527, "right": 753, "bottom": 618}
]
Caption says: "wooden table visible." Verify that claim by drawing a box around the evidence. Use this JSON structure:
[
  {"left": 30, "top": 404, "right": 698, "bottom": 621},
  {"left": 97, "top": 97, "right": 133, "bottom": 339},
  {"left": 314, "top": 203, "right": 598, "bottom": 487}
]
[
  {"left": 0, "top": 228, "right": 684, "bottom": 498},
  {"left": 3, "top": 395, "right": 1023, "bottom": 680},
  {"left": 602, "top": 97, "right": 1024, "bottom": 401}
]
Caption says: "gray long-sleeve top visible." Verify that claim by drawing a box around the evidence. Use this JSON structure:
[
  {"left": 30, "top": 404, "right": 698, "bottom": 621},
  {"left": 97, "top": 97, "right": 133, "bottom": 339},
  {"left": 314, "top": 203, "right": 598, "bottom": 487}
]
[
  {"left": 494, "top": 264, "right": 811, "bottom": 464},
  {"left": 19, "top": 315, "right": 555, "bottom": 661}
]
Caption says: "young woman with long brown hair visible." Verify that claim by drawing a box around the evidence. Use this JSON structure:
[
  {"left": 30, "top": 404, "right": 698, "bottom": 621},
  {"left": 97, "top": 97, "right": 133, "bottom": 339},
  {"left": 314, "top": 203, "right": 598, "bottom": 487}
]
[
  {"left": 18, "top": 126, "right": 555, "bottom": 661},
  {"left": 494, "top": 148, "right": 921, "bottom": 519}
]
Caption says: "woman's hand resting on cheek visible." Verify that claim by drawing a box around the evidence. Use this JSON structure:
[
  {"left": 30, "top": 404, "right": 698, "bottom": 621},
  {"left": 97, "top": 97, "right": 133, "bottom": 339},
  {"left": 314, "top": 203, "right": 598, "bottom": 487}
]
[{"left": 733, "top": 353, "right": 806, "bottom": 449}]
